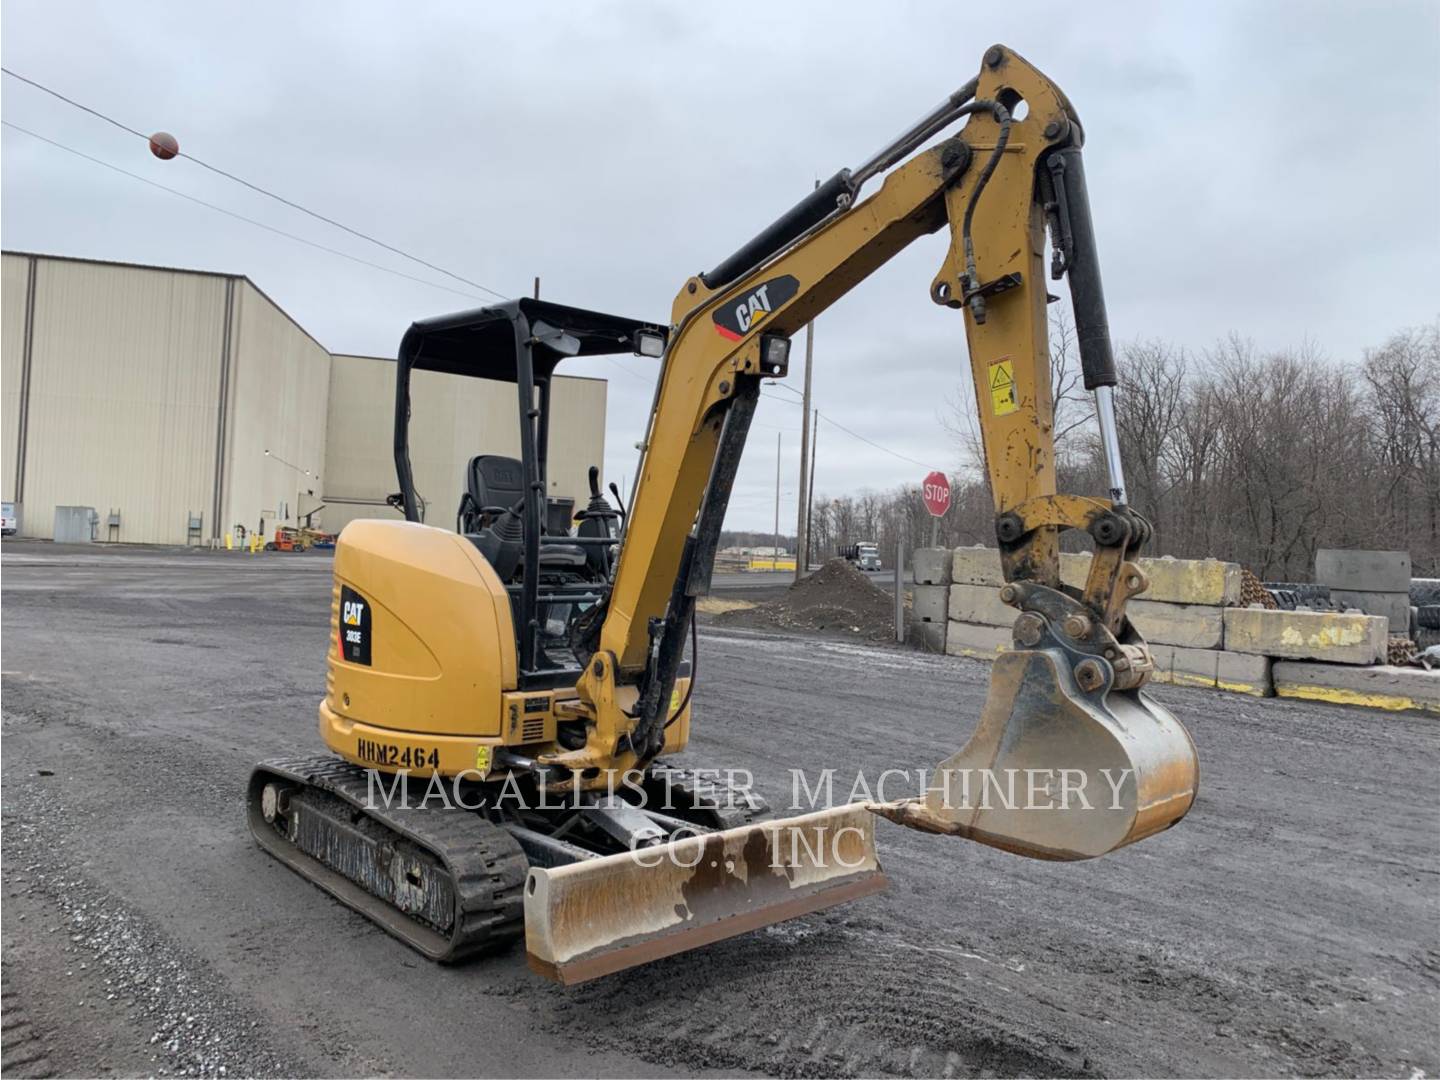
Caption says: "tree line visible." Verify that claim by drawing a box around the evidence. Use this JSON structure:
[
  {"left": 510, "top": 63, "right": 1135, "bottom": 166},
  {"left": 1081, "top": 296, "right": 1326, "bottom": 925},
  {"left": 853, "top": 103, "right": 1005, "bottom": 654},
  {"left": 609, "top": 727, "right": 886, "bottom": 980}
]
[{"left": 806, "top": 318, "right": 1440, "bottom": 580}]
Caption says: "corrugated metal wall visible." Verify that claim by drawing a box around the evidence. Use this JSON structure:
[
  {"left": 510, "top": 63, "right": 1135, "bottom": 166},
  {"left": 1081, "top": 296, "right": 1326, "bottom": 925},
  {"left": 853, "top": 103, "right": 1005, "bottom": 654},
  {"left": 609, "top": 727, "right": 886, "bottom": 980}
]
[
  {"left": 2, "top": 253, "right": 32, "bottom": 506},
  {"left": 219, "top": 281, "right": 331, "bottom": 539},
  {"left": 322, "top": 355, "right": 606, "bottom": 534},
  {"left": 5, "top": 255, "right": 228, "bottom": 543},
  {"left": 0, "top": 253, "right": 607, "bottom": 545}
]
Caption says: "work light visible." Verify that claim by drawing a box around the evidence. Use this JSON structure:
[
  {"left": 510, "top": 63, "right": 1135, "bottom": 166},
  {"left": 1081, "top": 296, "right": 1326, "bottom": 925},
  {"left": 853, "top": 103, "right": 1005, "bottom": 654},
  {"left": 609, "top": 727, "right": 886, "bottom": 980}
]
[
  {"left": 761, "top": 334, "right": 791, "bottom": 376},
  {"left": 633, "top": 330, "right": 666, "bottom": 357}
]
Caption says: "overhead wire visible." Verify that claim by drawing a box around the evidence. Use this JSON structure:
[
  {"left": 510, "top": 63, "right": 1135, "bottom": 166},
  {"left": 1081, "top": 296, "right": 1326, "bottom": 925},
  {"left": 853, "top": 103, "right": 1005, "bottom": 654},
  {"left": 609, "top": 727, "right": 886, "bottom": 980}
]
[
  {"left": 1, "top": 65, "right": 507, "bottom": 300},
  {"left": 0, "top": 120, "right": 491, "bottom": 303},
  {"left": 5, "top": 68, "right": 944, "bottom": 476}
]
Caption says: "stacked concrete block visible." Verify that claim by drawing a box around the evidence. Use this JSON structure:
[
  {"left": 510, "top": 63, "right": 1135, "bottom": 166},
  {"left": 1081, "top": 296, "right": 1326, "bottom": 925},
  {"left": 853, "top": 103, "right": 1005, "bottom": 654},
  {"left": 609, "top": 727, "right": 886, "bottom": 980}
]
[
  {"left": 951, "top": 545, "right": 1005, "bottom": 587},
  {"left": 1272, "top": 662, "right": 1440, "bottom": 715},
  {"left": 1315, "top": 548, "right": 1411, "bottom": 633},
  {"left": 952, "top": 545, "right": 1241, "bottom": 605},
  {"left": 944, "top": 546, "right": 1271, "bottom": 695},
  {"left": 1061, "top": 552, "right": 1243, "bottom": 606},
  {"left": 908, "top": 547, "right": 952, "bottom": 653},
  {"left": 944, "top": 621, "right": 1012, "bottom": 659},
  {"left": 1128, "top": 599, "right": 1224, "bottom": 649},
  {"left": 1148, "top": 643, "right": 1272, "bottom": 697},
  {"left": 912, "top": 547, "right": 953, "bottom": 586},
  {"left": 939, "top": 545, "right": 1433, "bottom": 711},
  {"left": 948, "top": 583, "right": 1018, "bottom": 627},
  {"left": 1223, "top": 607, "right": 1388, "bottom": 665}
]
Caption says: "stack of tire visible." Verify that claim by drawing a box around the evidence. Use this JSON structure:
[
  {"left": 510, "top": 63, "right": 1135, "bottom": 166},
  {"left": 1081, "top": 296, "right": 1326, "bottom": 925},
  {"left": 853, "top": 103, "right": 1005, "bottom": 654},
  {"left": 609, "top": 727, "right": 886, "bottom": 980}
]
[
  {"left": 1415, "top": 579, "right": 1440, "bottom": 651},
  {"left": 1262, "top": 582, "right": 1334, "bottom": 611}
]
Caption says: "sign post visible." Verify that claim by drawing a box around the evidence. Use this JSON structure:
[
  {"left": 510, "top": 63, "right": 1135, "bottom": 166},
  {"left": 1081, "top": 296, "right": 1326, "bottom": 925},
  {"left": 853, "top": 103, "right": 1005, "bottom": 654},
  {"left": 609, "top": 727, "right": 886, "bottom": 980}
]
[{"left": 921, "top": 469, "right": 950, "bottom": 546}]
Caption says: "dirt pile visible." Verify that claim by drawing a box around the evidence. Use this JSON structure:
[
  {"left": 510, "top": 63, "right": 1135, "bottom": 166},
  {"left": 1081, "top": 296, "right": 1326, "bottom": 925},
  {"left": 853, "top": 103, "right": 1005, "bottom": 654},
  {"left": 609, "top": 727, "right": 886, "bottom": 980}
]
[{"left": 712, "top": 558, "right": 897, "bottom": 641}]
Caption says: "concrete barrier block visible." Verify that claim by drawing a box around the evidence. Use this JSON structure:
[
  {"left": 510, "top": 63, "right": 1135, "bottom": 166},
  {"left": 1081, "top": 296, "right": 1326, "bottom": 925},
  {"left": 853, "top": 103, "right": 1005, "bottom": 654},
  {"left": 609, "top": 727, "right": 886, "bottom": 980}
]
[
  {"left": 951, "top": 546, "right": 1004, "bottom": 587},
  {"left": 956, "top": 545, "right": 1243, "bottom": 605},
  {"left": 1315, "top": 548, "right": 1411, "bottom": 593},
  {"left": 1273, "top": 661, "right": 1440, "bottom": 714},
  {"left": 1146, "top": 645, "right": 1272, "bottom": 696},
  {"left": 1329, "top": 589, "right": 1411, "bottom": 633},
  {"left": 1139, "top": 556, "right": 1244, "bottom": 606},
  {"left": 1145, "top": 644, "right": 1210, "bottom": 689},
  {"left": 1062, "top": 552, "right": 1241, "bottom": 606},
  {"left": 912, "top": 547, "right": 952, "bottom": 586},
  {"left": 1215, "top": 650, "right": 1275, "bottom": 696},
  {"left": 948, "top": 584, "right": 1016, "bottom": 627},
  {"left": 944, "top": 620, "right": 1011, "bottom": 658},
  {"left": 1059, "top": 552, "right": 1090, "bottom": 591},
  {"left": 1129, "top": 599, "right": 1225, "bottom": 649},
  {"left": 909, "top": 619, "right": 946, "bottom": 653},
  {"left": 1223, "top": 608, "right": 1387, "bottom": 664},
  {"left": 911, "top": 584, "right": 949, "bottom": 625}
]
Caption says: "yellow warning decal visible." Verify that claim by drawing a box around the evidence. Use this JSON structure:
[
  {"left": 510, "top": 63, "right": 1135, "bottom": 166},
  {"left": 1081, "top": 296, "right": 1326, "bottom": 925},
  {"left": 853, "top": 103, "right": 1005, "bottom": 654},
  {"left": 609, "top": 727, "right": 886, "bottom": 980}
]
[
  {"left": 988, "top": 357, "right": 1018, "bottom": 416},
  {"left": 475, "top": 745, "right": 492, "bottom": 772}
]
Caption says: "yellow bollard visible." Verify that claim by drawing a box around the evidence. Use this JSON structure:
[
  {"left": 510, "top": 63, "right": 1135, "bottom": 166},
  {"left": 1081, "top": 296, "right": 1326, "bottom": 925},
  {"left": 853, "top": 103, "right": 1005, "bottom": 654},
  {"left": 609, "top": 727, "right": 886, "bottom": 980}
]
[{"left": 225, "top": 531, "right": 233, "bottom": 550}]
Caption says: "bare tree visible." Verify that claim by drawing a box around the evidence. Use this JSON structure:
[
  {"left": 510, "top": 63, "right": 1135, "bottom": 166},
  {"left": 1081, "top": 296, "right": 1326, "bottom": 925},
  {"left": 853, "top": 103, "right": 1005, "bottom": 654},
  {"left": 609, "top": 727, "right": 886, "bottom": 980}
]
[{"left": 828, "top": 320, "right": 1440, "bottom": 579}]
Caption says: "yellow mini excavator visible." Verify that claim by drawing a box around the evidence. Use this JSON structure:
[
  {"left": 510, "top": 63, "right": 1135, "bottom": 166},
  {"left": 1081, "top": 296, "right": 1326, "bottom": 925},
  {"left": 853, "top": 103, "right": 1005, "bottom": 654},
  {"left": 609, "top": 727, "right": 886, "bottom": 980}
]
[{"left": 249, "top": 44, "right": 1198, "bottom": 984}]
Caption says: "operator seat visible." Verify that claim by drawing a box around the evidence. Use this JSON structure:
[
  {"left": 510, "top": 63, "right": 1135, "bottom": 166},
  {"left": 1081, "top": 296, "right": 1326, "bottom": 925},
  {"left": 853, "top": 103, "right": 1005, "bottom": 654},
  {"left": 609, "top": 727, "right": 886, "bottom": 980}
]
[{"left": 460, "top": 455, "right": 587, "bottom": 580}]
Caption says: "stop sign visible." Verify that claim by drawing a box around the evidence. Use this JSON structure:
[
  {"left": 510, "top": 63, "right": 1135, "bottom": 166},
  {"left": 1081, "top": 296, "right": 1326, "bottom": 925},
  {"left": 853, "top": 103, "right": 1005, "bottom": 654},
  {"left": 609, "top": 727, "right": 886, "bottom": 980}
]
[{"left": 922, "top": 470, "right": 951, "bottom": 517}]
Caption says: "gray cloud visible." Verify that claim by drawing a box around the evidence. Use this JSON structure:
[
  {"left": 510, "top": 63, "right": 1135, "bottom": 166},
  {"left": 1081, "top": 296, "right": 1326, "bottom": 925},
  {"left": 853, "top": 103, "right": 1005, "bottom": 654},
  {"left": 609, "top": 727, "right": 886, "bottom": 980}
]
[{"left": 4, "top": 0, "right": 1436, "bottom": 530}]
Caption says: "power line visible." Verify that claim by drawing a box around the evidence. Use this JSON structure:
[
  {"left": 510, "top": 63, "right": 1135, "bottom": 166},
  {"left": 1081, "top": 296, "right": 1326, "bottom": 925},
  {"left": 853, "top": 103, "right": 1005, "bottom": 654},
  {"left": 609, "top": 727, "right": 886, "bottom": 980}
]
[
  {"left": 1, "top": 120, "right": 489, "bottom": 303},
  {"left": 4, "top": 68, "right": 943, "bottom": 475},
  {"left": 764, "top": 387, "right": 940, "bottom": 470},
  {"left": 1, "top": 65, "right": 508, "bottom": 301},
  {"left": 817, "top": 411, "right": 942, "bottom": 471}
]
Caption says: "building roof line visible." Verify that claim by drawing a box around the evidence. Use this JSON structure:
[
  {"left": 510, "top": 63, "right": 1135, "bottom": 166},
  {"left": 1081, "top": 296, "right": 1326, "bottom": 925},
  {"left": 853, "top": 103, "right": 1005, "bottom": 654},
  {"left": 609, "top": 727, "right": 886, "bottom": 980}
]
[{"left": 0, "top": 248, "right": 516, "bottom": 366}]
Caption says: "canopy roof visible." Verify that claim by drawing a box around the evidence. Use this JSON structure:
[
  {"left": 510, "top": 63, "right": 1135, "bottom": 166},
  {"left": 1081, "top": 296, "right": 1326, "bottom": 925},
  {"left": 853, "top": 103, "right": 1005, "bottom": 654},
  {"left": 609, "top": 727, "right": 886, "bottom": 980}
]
[{"left": 398, "top": 298, "right": 664, "bottom": 382}]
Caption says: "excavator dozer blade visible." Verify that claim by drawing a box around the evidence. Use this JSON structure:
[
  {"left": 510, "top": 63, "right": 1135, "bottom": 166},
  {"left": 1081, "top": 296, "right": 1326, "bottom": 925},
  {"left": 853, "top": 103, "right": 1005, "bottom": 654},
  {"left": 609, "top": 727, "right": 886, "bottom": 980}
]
[
  {"left": 875, "top": 647, "right": 1198, "bottom": 860},
  {"left": 524, "top": 804, "right": 886, "bottom": 985}
]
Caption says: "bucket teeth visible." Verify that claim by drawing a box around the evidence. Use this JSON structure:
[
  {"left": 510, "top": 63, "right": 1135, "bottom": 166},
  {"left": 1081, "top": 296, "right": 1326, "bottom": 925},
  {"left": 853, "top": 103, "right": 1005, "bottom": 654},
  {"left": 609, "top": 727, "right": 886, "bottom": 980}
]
[{"left": 524, "top": 804, "right": 886, "bottom": 984}]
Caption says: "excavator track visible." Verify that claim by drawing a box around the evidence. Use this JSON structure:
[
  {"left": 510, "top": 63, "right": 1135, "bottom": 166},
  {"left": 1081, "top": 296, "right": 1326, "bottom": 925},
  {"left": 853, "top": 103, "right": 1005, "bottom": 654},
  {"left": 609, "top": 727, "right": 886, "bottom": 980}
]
[
  {"left": 247, "top": 756, "right": 528, "bottom": 962},
  {"left": 645, "top": 760, "right": 769, "bottom": 829}
]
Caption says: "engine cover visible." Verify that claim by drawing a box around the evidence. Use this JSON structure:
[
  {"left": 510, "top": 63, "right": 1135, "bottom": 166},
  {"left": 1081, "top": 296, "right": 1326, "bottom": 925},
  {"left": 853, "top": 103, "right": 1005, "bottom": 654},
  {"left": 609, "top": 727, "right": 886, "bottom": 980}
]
[{"left": 319, "top": 520, "right": 516, "bottom": 772}]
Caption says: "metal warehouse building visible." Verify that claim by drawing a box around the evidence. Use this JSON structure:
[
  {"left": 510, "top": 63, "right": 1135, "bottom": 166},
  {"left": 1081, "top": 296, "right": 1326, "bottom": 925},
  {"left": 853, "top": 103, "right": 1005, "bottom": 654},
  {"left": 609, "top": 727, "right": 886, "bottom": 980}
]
[
  {"left": 322, "top": 354, "right": 606, "bottom": 534},
  {"left": 1, "top": 251, "right": 607, "bottom": 544}
]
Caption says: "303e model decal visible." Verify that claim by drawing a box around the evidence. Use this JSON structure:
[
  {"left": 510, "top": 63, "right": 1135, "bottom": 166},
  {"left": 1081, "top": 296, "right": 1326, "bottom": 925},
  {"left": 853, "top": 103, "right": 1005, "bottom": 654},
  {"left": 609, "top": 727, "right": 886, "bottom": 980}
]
[
  {"left": 713, "top": 274, "right": 799, "bottom": 341},
  {"left": 339, "top": 585, "right": 372, "bottom": 665}
]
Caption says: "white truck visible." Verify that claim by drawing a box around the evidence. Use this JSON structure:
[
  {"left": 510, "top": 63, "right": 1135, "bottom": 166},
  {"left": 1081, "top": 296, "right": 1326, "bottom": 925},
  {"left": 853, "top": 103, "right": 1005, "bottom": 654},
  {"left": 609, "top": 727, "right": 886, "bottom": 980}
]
[{"left": 838, "top": 542, "right": 881, "bottom": 571}]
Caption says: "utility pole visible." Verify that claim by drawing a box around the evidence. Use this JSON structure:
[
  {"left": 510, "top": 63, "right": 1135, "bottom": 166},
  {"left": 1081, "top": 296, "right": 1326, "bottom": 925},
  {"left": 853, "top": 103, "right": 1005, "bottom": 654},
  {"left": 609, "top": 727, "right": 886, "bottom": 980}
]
[
  {"left": 533, "top": 276, "right": 540, "bottom": 299},
  {"left": 806, "top": 408, "right": 819, "bottom": 570},
  {"left": 793, "top": 318, "right": 815, "bottom": 582},
  {"left": 773, "top": 432, "right": 782, "bottom": 569},
  {"left": 894, "top": 516, "right": 905, "bottom": 644}
]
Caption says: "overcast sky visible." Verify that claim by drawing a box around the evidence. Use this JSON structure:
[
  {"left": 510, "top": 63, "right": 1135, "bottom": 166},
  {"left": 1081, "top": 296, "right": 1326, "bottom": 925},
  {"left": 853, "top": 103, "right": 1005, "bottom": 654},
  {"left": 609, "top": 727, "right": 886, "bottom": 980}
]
[{"left": 4, "top": 1, "right": 1437, "bottom": 531}]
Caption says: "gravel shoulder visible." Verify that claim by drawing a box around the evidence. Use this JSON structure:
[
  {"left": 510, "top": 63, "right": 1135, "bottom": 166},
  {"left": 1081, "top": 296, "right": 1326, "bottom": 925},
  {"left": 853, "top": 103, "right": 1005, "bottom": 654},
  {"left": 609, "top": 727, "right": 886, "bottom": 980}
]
[{"left": 2, "top": 541, "right": 1437, "bottom": 1078}]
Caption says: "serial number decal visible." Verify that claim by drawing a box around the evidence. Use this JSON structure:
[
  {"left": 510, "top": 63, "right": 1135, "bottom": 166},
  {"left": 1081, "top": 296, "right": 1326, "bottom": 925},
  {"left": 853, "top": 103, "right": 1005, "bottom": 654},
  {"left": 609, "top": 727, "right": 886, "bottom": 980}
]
[{"left": 356, "top": 738, "right": 439, "bottom": 770}]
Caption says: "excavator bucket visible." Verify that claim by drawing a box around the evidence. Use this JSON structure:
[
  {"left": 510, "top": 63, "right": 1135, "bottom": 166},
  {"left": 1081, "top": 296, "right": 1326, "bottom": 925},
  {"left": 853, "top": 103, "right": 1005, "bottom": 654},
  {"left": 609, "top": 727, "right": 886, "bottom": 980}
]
[
  {"left": 876, "top": 646, "right": 1199, "bottom": 860},
  {"left": 524, "top": 804, "right": 886, "bottom": 984}
]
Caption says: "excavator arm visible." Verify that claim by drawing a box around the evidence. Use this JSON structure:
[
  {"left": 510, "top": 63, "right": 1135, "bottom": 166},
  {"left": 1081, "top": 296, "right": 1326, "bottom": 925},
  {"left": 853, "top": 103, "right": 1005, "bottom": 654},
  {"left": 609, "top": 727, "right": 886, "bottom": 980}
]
[{"left": 524, "top": 44, "right": 1198, "bottom": 980}]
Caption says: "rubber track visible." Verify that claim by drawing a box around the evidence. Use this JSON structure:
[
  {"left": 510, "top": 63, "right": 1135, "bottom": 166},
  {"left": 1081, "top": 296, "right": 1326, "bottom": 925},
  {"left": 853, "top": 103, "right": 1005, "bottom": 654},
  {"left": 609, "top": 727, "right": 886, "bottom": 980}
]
[
  {"left": 649, "top": 759, "right": 770, "bottom": 829},
  {"left": 248, "top": 755, "right": 528, "bottom": 962}
]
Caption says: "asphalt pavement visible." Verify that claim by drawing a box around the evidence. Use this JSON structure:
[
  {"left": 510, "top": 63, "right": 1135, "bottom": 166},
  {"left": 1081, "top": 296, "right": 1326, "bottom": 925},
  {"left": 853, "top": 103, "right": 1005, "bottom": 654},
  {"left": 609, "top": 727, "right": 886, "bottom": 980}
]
[{"left": 2, "top": 540, "right": 1436, "bottom": 1078}]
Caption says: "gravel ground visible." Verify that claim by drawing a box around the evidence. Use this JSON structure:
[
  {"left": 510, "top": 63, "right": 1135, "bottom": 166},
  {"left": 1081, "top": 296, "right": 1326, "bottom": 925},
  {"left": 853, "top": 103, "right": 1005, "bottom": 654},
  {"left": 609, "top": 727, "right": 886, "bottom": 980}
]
[{"left": 2, "top": 540, "right": 1438, "bottom": 1078}]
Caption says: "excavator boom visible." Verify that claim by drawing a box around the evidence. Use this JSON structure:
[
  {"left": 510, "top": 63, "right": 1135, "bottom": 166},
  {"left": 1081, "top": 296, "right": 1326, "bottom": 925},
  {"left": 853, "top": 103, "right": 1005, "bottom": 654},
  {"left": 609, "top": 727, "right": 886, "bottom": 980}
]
[{"left": 530, "top": 44, "right": 1198, "bottom": 976}]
